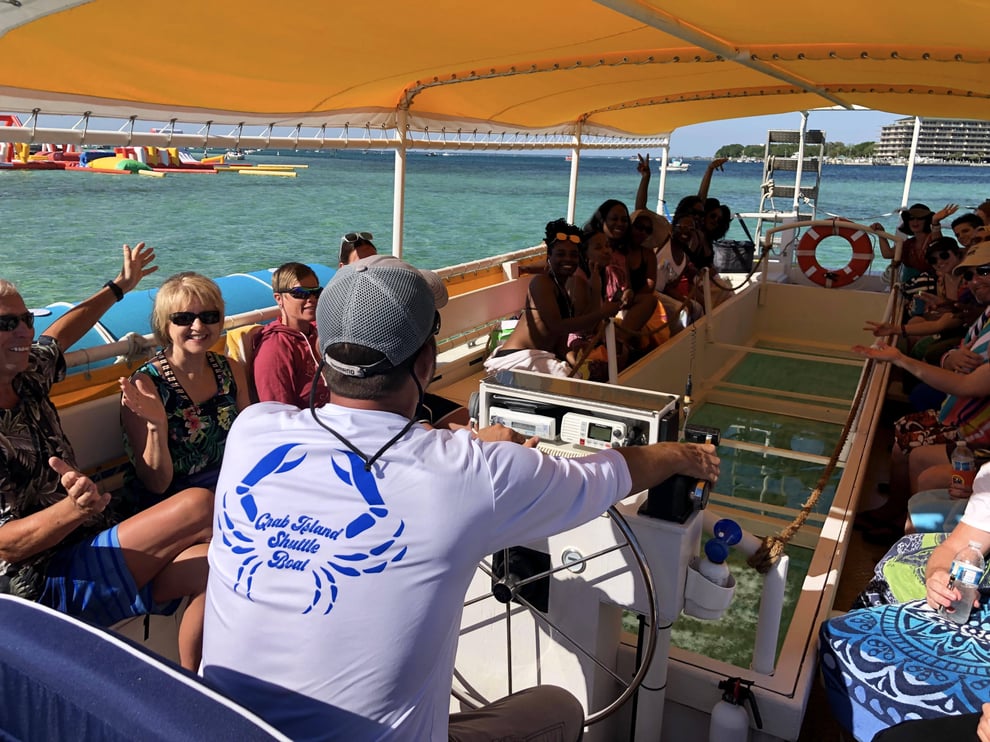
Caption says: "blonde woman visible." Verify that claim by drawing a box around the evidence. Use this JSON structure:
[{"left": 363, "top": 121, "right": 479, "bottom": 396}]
[{"left": 120, "top": 272, "right": 250, "bottom": 501}]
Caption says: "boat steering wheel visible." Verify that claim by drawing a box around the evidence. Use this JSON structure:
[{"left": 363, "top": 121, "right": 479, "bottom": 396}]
[{"left": 452, "top": 505, "right": 660, "bottom": 726}]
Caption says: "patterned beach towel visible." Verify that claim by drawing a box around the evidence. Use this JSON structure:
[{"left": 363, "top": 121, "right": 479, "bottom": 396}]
[{"left": 852, "top": 533, "right": 990, "bottom": 608}]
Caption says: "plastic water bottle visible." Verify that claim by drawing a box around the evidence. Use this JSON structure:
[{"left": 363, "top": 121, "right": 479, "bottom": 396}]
[
  {"left": 941, "top": 540, "right": 985, "bottom": 625},
  {"left": 950, "top": 440, "right": 977, "bottom": 490},
  {"left": 699, "top": 538, "right": 731, "bottom": 587}
]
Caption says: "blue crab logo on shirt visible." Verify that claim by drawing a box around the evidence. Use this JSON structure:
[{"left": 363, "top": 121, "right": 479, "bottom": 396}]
[{"left": 216, "top": 443, "right": 407, "bottom": 614}]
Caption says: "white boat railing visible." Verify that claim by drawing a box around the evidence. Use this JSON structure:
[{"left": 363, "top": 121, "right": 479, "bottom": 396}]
[
  {"left": 63, "top": 306, "right": 280, "bottom": 371},
  {"left": 759, "top": 219, "right": 904, "bottom": 263}
]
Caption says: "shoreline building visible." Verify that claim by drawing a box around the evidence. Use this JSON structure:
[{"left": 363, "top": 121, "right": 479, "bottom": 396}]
[{"left": 875, "top": 118, "right": 990, "bottom": 162}]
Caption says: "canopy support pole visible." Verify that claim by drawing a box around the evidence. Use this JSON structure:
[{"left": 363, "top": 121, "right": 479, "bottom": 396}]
[
  {"left": 901, "top": 116, "right": 922, "bottom": 209},
  {"left": 792, "top": 111, "right": 808, "bottom": 213},
  {"left": 392, "top": 109, "right": 409, "bottom": 258},
  {"left": 657, "top": 142, "right": 670, "bottom": 216},
  {"left": 567, "top": 124, "right": 582, "bottom": 225}
]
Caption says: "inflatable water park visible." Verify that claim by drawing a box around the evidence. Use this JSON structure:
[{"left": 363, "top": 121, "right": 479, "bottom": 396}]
[{"left": 0, "top": 115, "right": 302, "bottom": 177}]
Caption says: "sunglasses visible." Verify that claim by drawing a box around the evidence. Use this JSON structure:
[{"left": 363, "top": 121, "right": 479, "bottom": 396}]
[
  {"left": 927, "top": 250, "right": 955, "bottom": 264},
  {"left": 0, "top": 312, "right": 34, "bottom": 332},
  {"left": 962, "top": 265, "right": 990, "bottom": 282},
  {"left": 632, "top": 222, "right": 654, "bottom": 235},
  {"left": 280, "top": 286, "right": 323, "bottom": 301},
  {"left": 170, "top": 310, "right": 222, "bottom": 326},
  {"left": 552, "top": 233, "right": 582, "bottom": 245},
  {"left": 342, "top": 231, "right": 374, "bottom": 245}
]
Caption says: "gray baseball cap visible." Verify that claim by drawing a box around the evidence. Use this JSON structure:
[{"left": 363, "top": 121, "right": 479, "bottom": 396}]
[{"left": 317, "top": 255, "right": 448, "bottom": 377}]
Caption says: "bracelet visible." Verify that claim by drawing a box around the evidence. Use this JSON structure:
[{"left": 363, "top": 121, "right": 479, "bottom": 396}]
[{"left": 104, "top": 280, "right": 124, "bottom": 302}]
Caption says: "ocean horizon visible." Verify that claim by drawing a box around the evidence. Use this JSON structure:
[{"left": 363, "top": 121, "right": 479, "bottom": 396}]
[{"left": 4, "top": 151, "right": 990, "bottom": 307}]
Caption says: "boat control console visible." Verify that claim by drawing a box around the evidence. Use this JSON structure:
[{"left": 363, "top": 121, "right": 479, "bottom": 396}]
[
  {"left": 478, "top": 370, "right": 715, "bottom": 524},
  {"left": 478, "top": 369, "right": 680, "bottom": 452},
  {"left": 460, "top": 370, "right": 724, "bottom": 739}
]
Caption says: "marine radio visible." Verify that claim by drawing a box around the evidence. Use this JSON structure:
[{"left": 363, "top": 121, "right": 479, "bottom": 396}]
[
  {"left": 559, "top": 412, "right": 627, "bottom": 450},
  {"left": 477, "top": 370, "right": 715, "bottom": 525},
  {"left": 477, "top": 370, "right": 679, "bottom": 454},
  {"left": 488, "top": 406, "right": 558, "bottom": 441}
]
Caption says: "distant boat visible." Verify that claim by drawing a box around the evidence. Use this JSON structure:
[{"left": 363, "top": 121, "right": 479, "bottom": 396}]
[
  {"left": 225, "top": 148, "right": 246, "bottom": 160},
  {"left": 663, "top": 158, "right": 690, "bottom": 173}
]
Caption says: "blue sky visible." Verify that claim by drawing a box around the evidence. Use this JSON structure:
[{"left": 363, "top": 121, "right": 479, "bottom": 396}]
[{"left": 671, "top": 110, "right": 902, "bottom": 157}]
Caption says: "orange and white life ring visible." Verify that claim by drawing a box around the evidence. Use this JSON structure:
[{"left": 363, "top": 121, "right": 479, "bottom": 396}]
[{"left": 796, "top": 223, "right": 873, "bottom": 288}]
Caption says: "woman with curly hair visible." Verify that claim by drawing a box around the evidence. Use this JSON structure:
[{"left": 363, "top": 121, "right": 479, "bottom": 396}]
[{"left": 484, "top": 219, "right": 620, "bottom": 377}]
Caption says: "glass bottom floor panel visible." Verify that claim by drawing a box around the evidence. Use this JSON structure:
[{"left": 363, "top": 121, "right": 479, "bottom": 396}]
[{"left": 688, "top": 403, "right": 844, "bottom": 521}]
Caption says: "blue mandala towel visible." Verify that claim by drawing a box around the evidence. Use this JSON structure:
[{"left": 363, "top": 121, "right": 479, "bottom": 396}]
[{"left": 820, "top": 599, "right": 990, "bottom": 742}]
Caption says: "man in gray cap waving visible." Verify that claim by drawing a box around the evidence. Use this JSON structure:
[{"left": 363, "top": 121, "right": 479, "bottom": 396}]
[{"left": 201, "top": 255, "right": 719, "bottom": 741}]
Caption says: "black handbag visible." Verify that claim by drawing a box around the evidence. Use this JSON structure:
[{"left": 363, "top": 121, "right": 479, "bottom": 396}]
[{"left": 712, "top": 215, "right": 756, "bottom": 273}]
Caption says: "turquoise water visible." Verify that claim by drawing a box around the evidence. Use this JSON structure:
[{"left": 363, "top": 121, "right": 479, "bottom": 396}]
[{"left": 4, "top": 151, "right": 990, "bottom": 306}]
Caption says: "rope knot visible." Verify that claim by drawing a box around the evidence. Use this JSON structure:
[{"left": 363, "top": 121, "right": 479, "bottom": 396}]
[{"left": 746, "top": 536, "right": 787, "bottom": 574}]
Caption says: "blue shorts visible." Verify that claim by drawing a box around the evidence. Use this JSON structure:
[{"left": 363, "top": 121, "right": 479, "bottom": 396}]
[
  {"left": 39, "top": 525, "right": 180, "bottom": 627},
  {"left": 908, "top": 489, "right": 968, "bottom": 534}
]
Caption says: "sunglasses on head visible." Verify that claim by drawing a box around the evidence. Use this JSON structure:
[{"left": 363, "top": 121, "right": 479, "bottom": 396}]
[
  {"left": 552, "top": 232, "right": 581, "bottom": 245},
  {"left": 0, "top": 312, "right": 34, "bottom": 332},
  {"left": 927, "top": 250, "right": 954, "bottom": 264},
  {"left": 170, "top": 310, "right": 222, "bottom": 326},
  {"left": 280, "top": 286, "right": 322, "bottom": 301},
  {"left": 341, "top": 231, "right": 373, "bottom": 246},
  {"left": 962, "top": 265, "right": 990, "bottom": 282}
]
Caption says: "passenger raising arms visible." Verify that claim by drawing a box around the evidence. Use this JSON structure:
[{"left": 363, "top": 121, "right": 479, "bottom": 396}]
[{"left": 0, "top": 244, "right": 212, "bottom": 670}]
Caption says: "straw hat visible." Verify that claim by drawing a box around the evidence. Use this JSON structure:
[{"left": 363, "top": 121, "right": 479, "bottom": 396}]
[{"left": 900, "top": 203, "right": 934, "bottom": 230}]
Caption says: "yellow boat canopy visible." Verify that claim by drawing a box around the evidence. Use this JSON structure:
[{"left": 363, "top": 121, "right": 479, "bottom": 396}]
[{"left": 0, "top": 0, "right": 988, "bottom": 144}]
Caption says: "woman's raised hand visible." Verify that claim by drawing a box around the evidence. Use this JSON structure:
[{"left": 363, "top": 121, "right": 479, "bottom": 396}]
[
  {"left": 119, "top": 374, "right": 168, "bottom": 427},
  {"left": 934, "top": 204, "right": 959, "bottom": 223},
  {"left": 636, "top": 153, "right": 650, "bottom": 176},
  {"left": 114, "top": 242, "right": 159, "bottom": 294}
]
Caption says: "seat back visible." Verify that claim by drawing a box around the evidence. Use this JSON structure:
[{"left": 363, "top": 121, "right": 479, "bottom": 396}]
[{"left": 0, "top": 595, "right": 288, "bottom": 741}]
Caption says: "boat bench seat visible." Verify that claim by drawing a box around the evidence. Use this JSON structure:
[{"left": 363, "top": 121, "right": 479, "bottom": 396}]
[
  {"left": 0, "top": 595, "right": 285, "bottom": 740},
  {"left": 431, "top": 271, "right": 533, "bottom": 407},
  {"left": 59, "top": 391, "right": 130, "bottom": 491}
]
